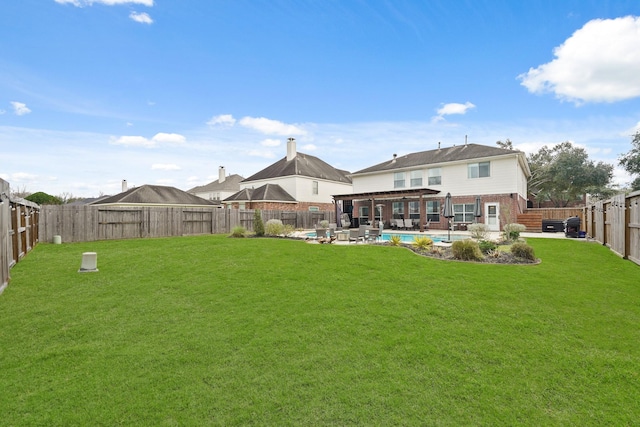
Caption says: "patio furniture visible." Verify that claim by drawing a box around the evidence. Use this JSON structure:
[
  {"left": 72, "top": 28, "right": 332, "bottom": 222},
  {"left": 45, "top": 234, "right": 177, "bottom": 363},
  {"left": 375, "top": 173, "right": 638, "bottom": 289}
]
[
  {"left": 366, "top": 228, "right": 380, "bottom": 242},
  {"left": 315, "top": 228, "right": 327, "bottom": 239},
  {"left": 349, "top": 229, "right": 362, "bottom": 243},
  {"left": 404, "top": 219, "right": 414, "bottom": 229}
]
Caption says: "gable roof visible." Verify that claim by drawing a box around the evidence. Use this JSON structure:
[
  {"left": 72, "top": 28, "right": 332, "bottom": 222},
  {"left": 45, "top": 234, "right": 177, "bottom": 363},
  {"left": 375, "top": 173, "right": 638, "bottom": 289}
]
[
  {"left": 187, "top": 174, "right": 244, "bottom": 193},
  {"left": 243, "top": 152, "right": 351, "bottom": 184},
  {"left": 353, "top": 143, "right": 528, "bottom": 175},
  {"left": 93, "top": 184, "right": 217, "bottom": 206},
  {"left": 223, "top": 183, "right": 296, "bottom": 203}
]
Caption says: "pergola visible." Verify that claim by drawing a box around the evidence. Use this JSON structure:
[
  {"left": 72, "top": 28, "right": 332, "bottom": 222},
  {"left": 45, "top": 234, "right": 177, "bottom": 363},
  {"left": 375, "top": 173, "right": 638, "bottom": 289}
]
[{"left": 332, "top": 188, "right": 441, "bottom": 233}]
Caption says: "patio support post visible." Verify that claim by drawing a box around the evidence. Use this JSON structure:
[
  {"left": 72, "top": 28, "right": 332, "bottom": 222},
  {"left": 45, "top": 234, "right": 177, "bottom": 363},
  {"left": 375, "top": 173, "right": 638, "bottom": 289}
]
[
  {"left": 371, "top": 198, "right": 375, "bottom": 226},
  {"left": 419, "top": 194, "right": 425, "bottom": 232}
]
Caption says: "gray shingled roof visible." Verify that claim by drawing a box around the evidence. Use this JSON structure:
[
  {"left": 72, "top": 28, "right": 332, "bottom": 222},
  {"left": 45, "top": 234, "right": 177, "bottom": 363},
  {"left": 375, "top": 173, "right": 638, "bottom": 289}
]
[
  {"left": 187, "top": 174, "right": 244, "bottom": 193},
  {"left": 353, "top": 143, "right": 526, "bottom": 174},
  {"left": 223, "top": 184, "right": 296, "bottom": 203},
  {"left": 93, "top": 185, "right": 217, "bottom": 206},
  {"left": 243, "top": 152, "right": 351, "bottom": 183}
]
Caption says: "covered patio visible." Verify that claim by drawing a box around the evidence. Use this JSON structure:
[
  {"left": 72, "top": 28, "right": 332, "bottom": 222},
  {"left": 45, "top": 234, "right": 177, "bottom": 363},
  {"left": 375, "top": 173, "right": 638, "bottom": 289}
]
[{"left": 332, "top": 188, "right": 441, "bottom": 233}]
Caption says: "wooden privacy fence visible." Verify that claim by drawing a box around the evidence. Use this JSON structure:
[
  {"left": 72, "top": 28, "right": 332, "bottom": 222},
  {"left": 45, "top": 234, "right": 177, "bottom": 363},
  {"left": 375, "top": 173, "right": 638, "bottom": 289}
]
[
  {"left": 584, "top": 191, "right": 640, "bottom": 266},
  {"left": 1, "top": 179, "right": 40, "bottom": 292},
  {"left": 39, "top": 205, "right": 335, "bottom": 243},
  {"left": 517, "top": 207, "right": 585, "bottom": 233}
]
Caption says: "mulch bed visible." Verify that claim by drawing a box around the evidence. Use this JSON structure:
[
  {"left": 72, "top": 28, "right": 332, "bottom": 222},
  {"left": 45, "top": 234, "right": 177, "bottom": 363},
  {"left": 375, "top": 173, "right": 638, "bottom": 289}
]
[{"left": 378, "top": 242, "right": 540, "bottom": 265}]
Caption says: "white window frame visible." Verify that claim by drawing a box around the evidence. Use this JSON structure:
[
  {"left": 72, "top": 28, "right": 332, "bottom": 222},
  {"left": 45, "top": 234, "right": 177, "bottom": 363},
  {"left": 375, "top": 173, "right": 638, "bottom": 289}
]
[
  {"left": 394, "top": 172, "right": 405, "bottom": 188},
  {"left": 468, "top": 161, "right": 490, "bottom": 179},
  {"left": 428, "top": 167, "right": 441, "bottom": 185},
  {"left": 410, "top": 170, "right": 422, "bottom": 187},
  {"left": 312, "top": 180, "right": 318, "bottom": 195}
]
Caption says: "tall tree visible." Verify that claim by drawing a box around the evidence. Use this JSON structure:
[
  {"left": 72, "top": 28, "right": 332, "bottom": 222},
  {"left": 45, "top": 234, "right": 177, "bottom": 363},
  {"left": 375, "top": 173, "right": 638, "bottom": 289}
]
[
  {"left": 619, "top": 131, "right": 640, "bottom": 191},
  {"left": 496, "top": 139, "right": 514, "bottom": 150},
  {"left": 527, "top": 142, "right": 614, "bottom": 207}
]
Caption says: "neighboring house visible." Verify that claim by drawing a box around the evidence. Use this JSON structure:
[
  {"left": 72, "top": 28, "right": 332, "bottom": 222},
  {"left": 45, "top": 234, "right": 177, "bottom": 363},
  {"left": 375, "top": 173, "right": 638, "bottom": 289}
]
[
  {"left": 92, "top": 183, "right": 218, "bottom": 207},
  {"left": 336, "top": 142, "right": 531, "bottom": 231},
  {"left": 187, "top": 166, "right": 244, "bottom": 206},
  {"left": 224, "top": 138, "right": 352, "bottom": 211}
]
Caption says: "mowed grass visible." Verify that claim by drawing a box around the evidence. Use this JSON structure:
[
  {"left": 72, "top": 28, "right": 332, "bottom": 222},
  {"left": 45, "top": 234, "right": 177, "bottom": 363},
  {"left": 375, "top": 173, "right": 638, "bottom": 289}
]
[{"left": 1, "top": 235, "right": 639, "bottom": 426}]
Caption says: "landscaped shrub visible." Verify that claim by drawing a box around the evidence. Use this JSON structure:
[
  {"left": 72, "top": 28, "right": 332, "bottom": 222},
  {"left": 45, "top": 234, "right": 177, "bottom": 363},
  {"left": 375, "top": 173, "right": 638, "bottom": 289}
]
[
  {"left": 413, "top": 236, "right": 433, "bottom": 250},
  {"left": 503, "top": 223, "right": 526, "bottom": 241},
  {"left": 254, "top": 210, "right": 265, "bottom": 237},
  {"left": 230, "top": 226, "right": 247, "bottom": 238},
  {"left": 468, "top": 223, "right": 490, "bottom": 240},
  {"left": 265, "top": 219, "right": 285, "bottom": 236},
  {"left": 319, "top": 219, "right": 330, "bottom": 228},
  {"left": 451, "top": 239, "right": 484, "bottom": 261},
  {"left": 478, "top": 239, "right": 497, "bottom": 254},
  {"left": 510, "top": 242, "right": 536, "bottom": 260},
  {"left": 388, "top": 235, "right": 402, "bottom": 246}
]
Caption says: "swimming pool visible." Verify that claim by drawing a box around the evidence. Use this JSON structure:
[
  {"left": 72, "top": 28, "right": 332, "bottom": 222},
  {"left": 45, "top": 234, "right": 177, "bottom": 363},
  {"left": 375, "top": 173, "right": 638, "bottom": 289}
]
[
  {"left": 379, "top": 233, "right": 466, "bottom": 243},
  {"left": 308, "top": 230, "right": 466, "bottom": 243}
]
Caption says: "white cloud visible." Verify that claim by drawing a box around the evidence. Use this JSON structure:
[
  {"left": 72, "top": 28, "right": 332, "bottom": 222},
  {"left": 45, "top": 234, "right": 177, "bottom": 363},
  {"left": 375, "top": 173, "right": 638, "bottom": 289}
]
[
  {"left": 110, "top": 132, "right": 186, "bottom": 147},
  {"left": 260, "top": 138, "right": 281, "bottom": 147},
  {"left": 247, "top": 149, "right": 276, "bottom": 159},
  {"left": 129, "top": 11, "right": 153, "bottom": 24},
  {"left": 111, "top": 135, "right": 155, "bottom": 147},
  {"left": 238, "top": 116, "right": 307, "bottom": 136},
  {"left": 207, "top": 114, "right": 236, "bottom": 127},
  {"left": 519, "top": 16, "right": 640, "bottom": 103},
  {"left": 151, "top": 164, "right": 181, "bottom": 171},
  {"left": 55, "top": 0, "right": 154, "bottom": 6},
  {"left": 301, "top": 144, "right": 317, "bottom": 151},
  {"left": 432, "top": 102, "right": 475, "bottom": 122},
  {"left": 151, "top": 132, "right": 186, "bottom": 144},
  {"left": 11, "top": 101, "right": 32, "bottom": 116}
]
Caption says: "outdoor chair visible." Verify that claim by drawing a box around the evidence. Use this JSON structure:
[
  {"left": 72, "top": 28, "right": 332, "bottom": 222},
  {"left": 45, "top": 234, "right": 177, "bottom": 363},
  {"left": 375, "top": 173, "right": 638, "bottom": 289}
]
[
  {"left": 404, "top": 219, "right": 413, "bottom": 229},
  {"left": 349, "top": 229, "right": 361, "bottom": 243},
  {"left": 366, "top": 228, "right": 380, "bottom": 242}
]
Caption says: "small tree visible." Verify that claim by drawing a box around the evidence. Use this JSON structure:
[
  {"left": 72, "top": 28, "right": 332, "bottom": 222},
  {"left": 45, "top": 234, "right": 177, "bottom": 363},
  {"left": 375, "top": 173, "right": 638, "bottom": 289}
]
[
  {"left": 25, "top": 191, "right": 62, "bottom": 205},
  {"left": 254, "top": 209, "right": 265, "bottom": 237}
]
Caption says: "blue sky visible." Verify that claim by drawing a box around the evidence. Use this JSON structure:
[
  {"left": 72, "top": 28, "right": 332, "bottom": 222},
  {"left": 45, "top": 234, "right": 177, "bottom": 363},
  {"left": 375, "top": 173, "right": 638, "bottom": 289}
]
[{"left": 2, "top": 0, "right": 640, "bottom": 197}]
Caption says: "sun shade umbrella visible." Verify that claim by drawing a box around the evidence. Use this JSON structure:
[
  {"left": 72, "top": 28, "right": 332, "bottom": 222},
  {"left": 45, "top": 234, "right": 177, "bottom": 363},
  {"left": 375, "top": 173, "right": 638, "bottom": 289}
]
[
  {"left": 473, "top": 196, "right": 482, "bottom": 222},
  {"left": 443, "top": 192, "right": 454, "bottom": 242}
]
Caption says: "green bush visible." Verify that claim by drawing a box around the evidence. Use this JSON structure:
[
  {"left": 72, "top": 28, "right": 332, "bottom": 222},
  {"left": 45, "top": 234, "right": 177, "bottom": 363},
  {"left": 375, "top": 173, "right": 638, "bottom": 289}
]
[
  {"left": 467, "top": 223, "right": 490, "bottom": 240},
  {"left": 319, "top": 219, "right": 330, "bottom": 228},
  {"left": 265, "top": 219, "right": 285, "bottom": 236},
  {"left": 510, "top": 242, "right": 536, "bottom": 260},
  {"left": 413, "top": 236, "right": 433, "bottom": 250},
  {"left": 451, "top": 239, "right": 484, "bottom": 261},
  {"left": 230, "top": 226, "right": 247, "bottom": 238},
  {"left": 254, "top": 210, "right": 265, "bottom": 237},
  {"left": 478, "top": 239, "right": 497, "bottom": 254},
  {"left": 503, "top": 223, "right": 526, "bottom": 241}
]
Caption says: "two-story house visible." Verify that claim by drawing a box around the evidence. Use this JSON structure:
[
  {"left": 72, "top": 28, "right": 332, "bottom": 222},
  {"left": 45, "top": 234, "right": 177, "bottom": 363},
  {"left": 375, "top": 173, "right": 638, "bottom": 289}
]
[
  {"left": 223, "top": 138, "right": 352, "bottom": 211},
  {"left": 187, "top": 166, "right": 244, "bottom": 206},
  {"left": 334, "top": 142, "right": 530, "bottom": 231}
]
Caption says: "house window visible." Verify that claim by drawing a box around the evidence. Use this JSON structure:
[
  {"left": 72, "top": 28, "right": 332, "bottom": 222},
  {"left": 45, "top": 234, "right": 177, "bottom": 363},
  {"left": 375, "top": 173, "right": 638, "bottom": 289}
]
[
  {"left": 308, "top": 206, "right": 319, "bottom": 212},
  {"left": 410, "top": 170, "right": 422, "bottom": 187},
  {"left": 392, "top": 202, "right": 404, "bottom": 218},
  {"left": 312, "top": 180, "right": 318, "bottom": 195},
  {"left": 408, "top": 201, "right": 420, "bottom": 219},
  {"left": 453, "top": 203, "right": 475, "bottom": 223},
  {"left": 428, "top": 168, "right": 441, "bottom": 185},
  {"left": 426, "top": 200, "right": 440, "bottom": 221},
  {"left": 359, "top": 206, "right": 369, "bottom": 223},
  {"left": 468, "top": 161, "right": 490, "bottom": 178},
  {"left": 394, "top": 172, "right": 405, "bottom": 188}
]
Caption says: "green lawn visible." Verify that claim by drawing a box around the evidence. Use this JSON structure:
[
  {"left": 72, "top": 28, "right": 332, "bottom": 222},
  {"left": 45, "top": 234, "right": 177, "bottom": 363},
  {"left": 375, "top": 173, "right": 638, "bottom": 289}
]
[{"left": 1, "top": 235, "right": 638, "bottom": 426}]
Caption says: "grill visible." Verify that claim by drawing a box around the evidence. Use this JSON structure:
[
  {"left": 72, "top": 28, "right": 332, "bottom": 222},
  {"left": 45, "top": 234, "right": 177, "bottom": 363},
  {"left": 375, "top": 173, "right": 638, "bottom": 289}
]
[{"left": 564, "top": 216, "right": 581, "bottom": 238}]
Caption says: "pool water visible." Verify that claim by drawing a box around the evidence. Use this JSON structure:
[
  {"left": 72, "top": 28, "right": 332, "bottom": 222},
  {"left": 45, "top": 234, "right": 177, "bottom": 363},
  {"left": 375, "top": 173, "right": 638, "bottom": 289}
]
[
  {"left": 379, "top": 233, "right": 466, "bottom": 243},
  {"left": 308, "top": 231, "right": 466, "bottom": 243}
]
